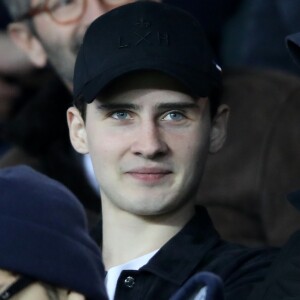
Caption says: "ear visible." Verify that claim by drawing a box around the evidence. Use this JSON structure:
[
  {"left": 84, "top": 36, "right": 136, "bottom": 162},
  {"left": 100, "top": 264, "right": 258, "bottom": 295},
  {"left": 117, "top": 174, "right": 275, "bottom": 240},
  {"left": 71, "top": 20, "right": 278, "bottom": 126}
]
[
  {"left": 67, "top": 107, "right": 89, "bottom": 154},
  {"left": 209, "top": 104, "right": 230, "bottom": 153},
  {"left": 8, "top": 22, "right": 47, "bottom": 67}
]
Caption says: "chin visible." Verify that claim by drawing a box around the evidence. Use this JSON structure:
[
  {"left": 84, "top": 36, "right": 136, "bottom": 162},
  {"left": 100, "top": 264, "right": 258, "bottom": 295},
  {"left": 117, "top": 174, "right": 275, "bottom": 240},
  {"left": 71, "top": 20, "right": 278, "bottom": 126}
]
[{"left": 127, "top": 199, "right": 181, "bottom": 217}]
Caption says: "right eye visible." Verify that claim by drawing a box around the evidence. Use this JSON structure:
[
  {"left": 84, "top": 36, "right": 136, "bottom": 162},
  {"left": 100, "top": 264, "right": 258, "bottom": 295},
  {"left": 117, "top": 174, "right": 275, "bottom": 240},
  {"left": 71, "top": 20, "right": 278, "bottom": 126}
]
[{"left": 111, "top": 111, "right": 132, "bottom": 120}]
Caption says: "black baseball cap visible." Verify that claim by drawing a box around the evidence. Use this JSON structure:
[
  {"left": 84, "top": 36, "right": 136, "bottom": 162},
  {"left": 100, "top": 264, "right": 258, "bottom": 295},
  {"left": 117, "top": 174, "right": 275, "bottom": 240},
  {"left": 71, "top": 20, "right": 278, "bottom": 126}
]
[
  {"left": 74, "top": 1, "right": 222, "bottom": 103},
  {"left": 286, "top": 32, "right": 300, "bottom": 66}
]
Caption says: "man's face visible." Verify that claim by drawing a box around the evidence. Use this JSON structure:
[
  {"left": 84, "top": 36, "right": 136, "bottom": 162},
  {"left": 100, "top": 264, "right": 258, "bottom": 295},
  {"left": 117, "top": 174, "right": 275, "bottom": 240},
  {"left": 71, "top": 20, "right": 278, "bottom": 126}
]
[
  {"left": 29, "top": 0, "right": 137, "bottom": 88},
  {"left": 68, "top": 72, "right": 228, "bottom": 217}
]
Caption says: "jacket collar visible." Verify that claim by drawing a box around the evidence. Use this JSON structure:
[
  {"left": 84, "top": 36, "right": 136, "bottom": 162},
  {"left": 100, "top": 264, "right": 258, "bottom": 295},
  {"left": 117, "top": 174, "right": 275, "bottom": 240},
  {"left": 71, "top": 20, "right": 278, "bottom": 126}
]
[{"left": 141, "top": 206, "right": 220, "bottom": 285}]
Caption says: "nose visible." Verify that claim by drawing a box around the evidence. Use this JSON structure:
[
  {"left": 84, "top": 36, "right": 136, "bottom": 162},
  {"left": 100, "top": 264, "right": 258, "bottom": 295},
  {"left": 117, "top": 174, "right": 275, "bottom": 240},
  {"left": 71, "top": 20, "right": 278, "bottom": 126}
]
[{"left": 131, "top": 121, "right": 168, "bottom": 159}]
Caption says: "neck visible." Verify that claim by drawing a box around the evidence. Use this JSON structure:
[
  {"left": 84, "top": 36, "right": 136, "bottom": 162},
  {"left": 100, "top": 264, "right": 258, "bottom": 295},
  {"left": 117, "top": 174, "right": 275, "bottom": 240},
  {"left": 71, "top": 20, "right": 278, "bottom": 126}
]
[{"left": 101, "top": 201, "right": 195, "bottom": 270}]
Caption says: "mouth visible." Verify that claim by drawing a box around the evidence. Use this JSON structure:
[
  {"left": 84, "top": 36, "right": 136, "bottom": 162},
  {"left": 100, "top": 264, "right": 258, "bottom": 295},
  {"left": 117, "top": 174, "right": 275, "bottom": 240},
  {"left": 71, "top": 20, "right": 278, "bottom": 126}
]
[{"left": 125, "top": 167, "right": 172, "bottom": 183}]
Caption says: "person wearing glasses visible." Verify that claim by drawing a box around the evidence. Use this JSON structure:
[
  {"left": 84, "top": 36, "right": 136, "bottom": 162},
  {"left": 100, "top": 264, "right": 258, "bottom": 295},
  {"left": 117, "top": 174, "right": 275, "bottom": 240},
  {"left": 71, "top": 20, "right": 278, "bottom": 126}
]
[
  {"left": 0, "top": 0, "right": 146, "bottom": 228},
  {"left": 0, "top": 165, "right": 108, "bottom": 300},
  {"left": 3, "top": 0, "right": 140, "bottom": 89}
]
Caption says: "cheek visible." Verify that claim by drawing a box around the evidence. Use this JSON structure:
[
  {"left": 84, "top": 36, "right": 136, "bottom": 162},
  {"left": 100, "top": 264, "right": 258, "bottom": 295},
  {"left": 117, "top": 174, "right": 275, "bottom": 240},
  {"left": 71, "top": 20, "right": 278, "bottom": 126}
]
[
  {"left": 169, "top": 127, "right": 209, "bottom": 158},
  {"left": 170, "top": 128, "right": 211, "bottom": 179},
  {"left": 86, "top": 133, "right": 113, "bottom": 160},
  {"left": 85, "top": 127, "right": 127, "bottom": 168}
]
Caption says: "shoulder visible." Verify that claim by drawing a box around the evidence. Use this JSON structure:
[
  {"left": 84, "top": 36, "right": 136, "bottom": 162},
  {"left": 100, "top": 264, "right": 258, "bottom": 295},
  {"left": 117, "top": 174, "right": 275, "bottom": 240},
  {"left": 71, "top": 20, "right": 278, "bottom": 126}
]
[
  {"left": 198, "top": 241, "right": 278, "bottom": 299},
  {"left": 248, "top": 230, "right": 300, "bottom": 300}
]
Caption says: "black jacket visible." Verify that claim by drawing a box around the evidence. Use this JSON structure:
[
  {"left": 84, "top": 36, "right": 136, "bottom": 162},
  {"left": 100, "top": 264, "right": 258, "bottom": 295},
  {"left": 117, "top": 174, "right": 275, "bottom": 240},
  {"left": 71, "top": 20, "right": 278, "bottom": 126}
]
[
  {"left": 248, "top": 230, "right": 300, "bottom": 300},
  {"left": 95, "top": 206, "right": 277, "bottom": 300},
  {"left": 247, "top": 193, "right": 300, "bottom": 300}
]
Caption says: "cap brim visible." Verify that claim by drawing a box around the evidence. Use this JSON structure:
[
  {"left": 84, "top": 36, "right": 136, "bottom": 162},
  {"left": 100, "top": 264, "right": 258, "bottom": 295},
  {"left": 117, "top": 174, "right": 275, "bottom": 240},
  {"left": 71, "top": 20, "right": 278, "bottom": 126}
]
[
  {"left": 81, "top": 59, "right": 217, "bottom": 103},
  {"left": 286, "top": 32, "right": 300, "bottom": 66}
]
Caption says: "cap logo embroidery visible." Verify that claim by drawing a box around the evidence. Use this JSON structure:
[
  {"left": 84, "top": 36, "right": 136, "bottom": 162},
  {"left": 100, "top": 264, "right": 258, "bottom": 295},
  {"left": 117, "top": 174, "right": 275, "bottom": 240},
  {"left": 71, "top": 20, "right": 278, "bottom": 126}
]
[
  {"left": 118, "top": 16, "right": 169, "bottom": 48},
  {"left": 158, "top": 32, "right": 169, "bottom": 45},
  {"left": 135, "top": 31, "right": 152, "bottom": 46},
  {"left": 135, "top": 17, "right": 151, "bottom": 28}
]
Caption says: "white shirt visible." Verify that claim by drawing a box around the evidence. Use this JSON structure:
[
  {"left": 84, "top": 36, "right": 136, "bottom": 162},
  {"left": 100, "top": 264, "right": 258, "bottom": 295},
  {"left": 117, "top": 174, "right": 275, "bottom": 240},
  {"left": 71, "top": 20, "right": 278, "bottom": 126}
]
[{"left": 105, "top": 250, "right": 159, "bottom": 300}]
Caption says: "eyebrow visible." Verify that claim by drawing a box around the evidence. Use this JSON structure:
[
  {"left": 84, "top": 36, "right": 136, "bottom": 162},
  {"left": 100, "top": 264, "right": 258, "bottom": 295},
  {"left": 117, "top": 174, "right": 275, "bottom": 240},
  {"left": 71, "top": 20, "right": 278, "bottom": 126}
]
[
  {"left": 96, "top": 103, "right": 140, "bottom": 110},
  {"left": 156, "top": 103, "right": 199, "bottom": 110},
  {"left": 96, "top": 102, "right": 198, "bottom": 111}
]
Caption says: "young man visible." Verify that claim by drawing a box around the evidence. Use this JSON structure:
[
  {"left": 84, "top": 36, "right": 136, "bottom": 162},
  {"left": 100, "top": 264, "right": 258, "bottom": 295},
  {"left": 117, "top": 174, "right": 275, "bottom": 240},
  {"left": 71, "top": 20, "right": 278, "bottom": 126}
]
[
  {"left": 0, "top": 165, "right": 108, "bottom": 300},
  {"left": 68, "top": 2, "right": 277, "bottom": 299}
]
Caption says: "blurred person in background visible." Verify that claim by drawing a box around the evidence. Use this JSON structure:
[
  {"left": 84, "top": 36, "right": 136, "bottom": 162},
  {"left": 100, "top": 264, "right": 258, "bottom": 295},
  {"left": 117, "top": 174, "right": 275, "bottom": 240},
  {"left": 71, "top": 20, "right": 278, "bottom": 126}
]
[{"left": 0, "top": 165, "right": 108, "bottom": 300}]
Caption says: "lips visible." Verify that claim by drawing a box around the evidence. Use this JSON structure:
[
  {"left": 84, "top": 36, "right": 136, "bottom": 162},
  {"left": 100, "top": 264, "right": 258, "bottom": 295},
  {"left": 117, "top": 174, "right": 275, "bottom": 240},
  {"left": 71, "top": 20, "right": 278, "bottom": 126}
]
[{"left": 125, "top": 167, "right": 172, "bottom": 183}]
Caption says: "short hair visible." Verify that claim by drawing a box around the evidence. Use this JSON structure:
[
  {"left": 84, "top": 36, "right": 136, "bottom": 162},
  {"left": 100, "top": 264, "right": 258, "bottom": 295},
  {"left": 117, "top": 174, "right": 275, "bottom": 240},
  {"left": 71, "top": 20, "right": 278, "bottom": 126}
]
[
  {"left": 209, "top": 86, "right": 222, "bottom": 117},
  {"left": 74, "top": 95, "right": 87, "bottom": 121},
  {"left": 1, "top": 0, "right": 31, "bottom": 20}
]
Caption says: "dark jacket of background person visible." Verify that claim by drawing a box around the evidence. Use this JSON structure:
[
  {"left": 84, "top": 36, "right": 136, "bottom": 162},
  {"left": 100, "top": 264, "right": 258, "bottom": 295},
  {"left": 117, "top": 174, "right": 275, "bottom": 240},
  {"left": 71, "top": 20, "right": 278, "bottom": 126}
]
[
  {"left": 0, "top": 74, "right": 101, "bottom": 227},
  {"left": 247, "top": 192, "right": 300, "bottom": 300},
  {"left": 247, "top": 229, "right": 300, "bottom": 300},
  {"left": 0, "top": 67, "right": 46, "bottom": 156},
  {"left": 221, "top": 0, "right": 300, "bottom": 76}
]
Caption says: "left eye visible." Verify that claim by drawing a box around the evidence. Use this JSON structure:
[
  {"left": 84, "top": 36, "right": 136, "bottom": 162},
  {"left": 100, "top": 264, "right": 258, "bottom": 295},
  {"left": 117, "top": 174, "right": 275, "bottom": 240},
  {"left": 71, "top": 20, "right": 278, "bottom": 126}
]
[
  {"left": 111, "top": 111, "right": 131, "bottom": 120},
  {"left": 163, "top": 112, "right": 184, "bottom": 121}
]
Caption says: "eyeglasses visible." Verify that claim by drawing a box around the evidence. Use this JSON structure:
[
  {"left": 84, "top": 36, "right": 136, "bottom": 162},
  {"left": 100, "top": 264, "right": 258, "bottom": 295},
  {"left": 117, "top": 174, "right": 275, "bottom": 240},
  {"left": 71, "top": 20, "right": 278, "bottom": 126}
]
[
  {"left": 16, "top": 0, "right": 87, "bottom": 25},
  {"left": 0, "top": 277, "right": 35, "bottom": 300},
  {"left": 16, "top": 0, "right": 134, "bottom": 25}
]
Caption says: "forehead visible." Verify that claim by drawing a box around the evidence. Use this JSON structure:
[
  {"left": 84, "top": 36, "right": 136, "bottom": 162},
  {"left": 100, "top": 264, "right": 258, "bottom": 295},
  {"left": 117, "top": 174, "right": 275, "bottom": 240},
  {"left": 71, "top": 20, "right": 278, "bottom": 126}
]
[{"left": 98, "top": 71, "right": 192, "bottom": 100}]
